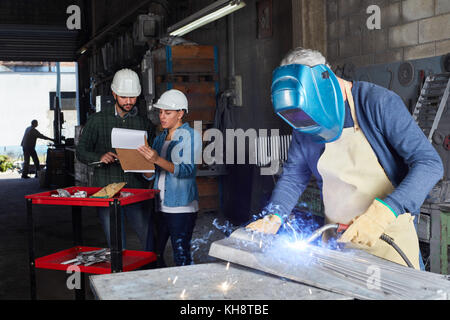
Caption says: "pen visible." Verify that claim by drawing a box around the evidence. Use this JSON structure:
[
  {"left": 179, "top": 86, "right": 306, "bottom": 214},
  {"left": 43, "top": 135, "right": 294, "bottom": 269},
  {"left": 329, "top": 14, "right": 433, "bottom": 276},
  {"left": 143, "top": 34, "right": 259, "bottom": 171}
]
[{"left": 88, "top": 158, "right": 120, "bottom": 166}]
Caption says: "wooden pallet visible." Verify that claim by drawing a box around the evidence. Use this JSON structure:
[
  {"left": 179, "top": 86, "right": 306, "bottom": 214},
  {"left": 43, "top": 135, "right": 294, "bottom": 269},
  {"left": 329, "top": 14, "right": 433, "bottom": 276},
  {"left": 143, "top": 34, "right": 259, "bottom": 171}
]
[
  {"left": 153, "top": 45, "right": 218, "bottom": 75},
  {"left": 152, "top": 45, "right": 222, "bottom": 212},
  {"left": 155, "top": 73, "right": 218, "bottom": 84},
  {"left": 156, "top": 82, "right": 217, "bottom": 123},
  {"left": 197, "top": 176, "right": 220, "bottom": 213}
]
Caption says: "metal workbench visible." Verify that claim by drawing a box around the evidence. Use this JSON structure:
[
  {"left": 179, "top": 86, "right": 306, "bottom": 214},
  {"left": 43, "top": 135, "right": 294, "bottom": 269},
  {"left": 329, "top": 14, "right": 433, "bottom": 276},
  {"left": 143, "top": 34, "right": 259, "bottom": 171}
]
[{"left": 89, "top": 262, "right": 352, "bottom": 300}]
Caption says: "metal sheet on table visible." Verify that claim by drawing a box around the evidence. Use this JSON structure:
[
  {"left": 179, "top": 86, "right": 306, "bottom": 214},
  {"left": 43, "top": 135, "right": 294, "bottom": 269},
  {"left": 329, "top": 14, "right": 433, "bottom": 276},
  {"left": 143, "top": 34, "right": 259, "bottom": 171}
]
[
  {"left": 89, "top": 262, "right": 351, "bottom": 300},
  {"left": 208, "top": 235, "right": 450, "bottom": 300}
]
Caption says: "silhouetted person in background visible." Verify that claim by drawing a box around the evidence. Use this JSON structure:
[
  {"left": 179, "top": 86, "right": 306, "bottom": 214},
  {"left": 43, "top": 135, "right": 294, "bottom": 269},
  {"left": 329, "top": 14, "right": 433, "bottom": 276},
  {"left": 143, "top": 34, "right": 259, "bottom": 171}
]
[{"left": 21, "top": 120, "right": 54, "bottom": 179}]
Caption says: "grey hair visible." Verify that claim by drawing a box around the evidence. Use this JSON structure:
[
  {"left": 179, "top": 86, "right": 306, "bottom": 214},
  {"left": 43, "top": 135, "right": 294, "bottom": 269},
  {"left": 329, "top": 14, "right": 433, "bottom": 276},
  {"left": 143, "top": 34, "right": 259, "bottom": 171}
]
[{"left": 280, "top": 47, "right": 330, "bottom": 68}]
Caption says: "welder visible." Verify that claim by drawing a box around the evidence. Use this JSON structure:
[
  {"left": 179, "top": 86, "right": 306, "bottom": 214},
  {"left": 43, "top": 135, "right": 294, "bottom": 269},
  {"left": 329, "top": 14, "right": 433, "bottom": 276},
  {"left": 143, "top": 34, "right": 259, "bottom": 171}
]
[{"left": 246, "top": 47, "right": 443, "bottom": 270}]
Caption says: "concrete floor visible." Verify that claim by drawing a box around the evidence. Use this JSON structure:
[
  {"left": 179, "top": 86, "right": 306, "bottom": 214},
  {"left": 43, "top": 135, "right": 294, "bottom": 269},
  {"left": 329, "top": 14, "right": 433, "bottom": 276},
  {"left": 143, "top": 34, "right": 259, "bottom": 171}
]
[{"left": 0, "top": 170, "right": 230, "bottom": 300}]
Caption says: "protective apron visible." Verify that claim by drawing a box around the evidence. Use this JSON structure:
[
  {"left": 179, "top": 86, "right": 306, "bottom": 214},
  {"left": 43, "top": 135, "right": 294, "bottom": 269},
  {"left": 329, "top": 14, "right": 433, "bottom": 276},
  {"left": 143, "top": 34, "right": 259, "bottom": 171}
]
[{"left": 317, "top": 82, "right": 420, "bottom": 269}]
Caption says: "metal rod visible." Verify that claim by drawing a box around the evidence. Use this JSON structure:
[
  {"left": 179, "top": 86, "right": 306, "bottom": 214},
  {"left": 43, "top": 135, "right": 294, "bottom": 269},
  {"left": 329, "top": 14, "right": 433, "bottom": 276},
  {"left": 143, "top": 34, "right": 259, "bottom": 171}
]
[
  {"left": 27, "top": 199, "right": 36, "bottom": 300},
  {"left": 110, "top": 199, "right": 123, "bottom": 272},
  {"left": 72, "top": 206, "right": 83, "bottom": 246},
  {"left": 305, "top": 245, "right": 447, "bottom": 298},
  {"left": 315, "top": 257, "right": 411, "bottom": 297}
]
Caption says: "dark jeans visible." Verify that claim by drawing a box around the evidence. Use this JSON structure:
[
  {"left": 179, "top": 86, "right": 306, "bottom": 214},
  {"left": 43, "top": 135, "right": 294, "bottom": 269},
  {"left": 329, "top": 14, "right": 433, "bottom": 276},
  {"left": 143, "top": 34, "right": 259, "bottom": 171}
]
[
  {"left": 22, "top": 147, "right": 39, "bottom": 177},
  {"left": 97, "top": 200, "right": 154, "bottom": 252},
  {"left": 156, "top": 211, "right": 198, "bottom": 267}
]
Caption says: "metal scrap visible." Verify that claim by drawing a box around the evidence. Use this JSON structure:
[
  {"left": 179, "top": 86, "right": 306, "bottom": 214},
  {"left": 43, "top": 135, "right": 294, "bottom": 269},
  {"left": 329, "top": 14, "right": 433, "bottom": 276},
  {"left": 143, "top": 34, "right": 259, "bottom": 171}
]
[
  {"left": 61, "top": 249, "right": 111, "bottom": 266},
  {"left": 51, "top": 189, "right": 87, "bottom": 198}
]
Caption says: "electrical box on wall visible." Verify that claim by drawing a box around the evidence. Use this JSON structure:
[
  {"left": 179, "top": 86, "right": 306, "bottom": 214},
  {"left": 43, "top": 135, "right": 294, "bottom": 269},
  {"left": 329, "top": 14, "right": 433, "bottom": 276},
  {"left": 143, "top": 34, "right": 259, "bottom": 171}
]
[
  {"left": 141, "top": 50, "right": 155, "bottom": 107},
  {"left": 231, "top": 75, "right": 243, "bottom": 106},
  {"left": 133, "top": 14, "right": 163, "bottom": 46}
]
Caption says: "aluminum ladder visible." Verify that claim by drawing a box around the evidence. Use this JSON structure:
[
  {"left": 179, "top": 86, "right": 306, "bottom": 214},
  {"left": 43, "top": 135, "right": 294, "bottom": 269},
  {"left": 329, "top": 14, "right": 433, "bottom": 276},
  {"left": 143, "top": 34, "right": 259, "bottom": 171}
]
[{"left": 412, "top": 73, "right": 450, "bottom": 142}]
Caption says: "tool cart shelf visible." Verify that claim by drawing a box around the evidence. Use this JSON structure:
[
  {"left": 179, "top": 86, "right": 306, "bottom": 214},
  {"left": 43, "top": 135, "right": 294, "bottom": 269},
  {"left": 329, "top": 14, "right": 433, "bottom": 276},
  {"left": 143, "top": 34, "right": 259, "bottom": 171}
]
[
  {"left": 25, "top": 186, "right": 159, "bottom": 300},
  {"left": 34, "top": 246, "right": 156, "bottom": 275}
]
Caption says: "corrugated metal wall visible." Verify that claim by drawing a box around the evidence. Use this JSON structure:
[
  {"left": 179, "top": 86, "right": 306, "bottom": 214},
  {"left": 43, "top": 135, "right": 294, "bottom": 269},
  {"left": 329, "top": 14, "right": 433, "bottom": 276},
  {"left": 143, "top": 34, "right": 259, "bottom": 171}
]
[{"left": 0, "top": 0, "right": 86, "bottom": 61}]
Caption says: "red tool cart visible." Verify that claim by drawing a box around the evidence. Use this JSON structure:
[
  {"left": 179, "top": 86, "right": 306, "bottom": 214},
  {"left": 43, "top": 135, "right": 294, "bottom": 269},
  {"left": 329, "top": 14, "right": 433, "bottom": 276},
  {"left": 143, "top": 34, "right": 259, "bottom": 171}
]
[{"left": 25, "top": 186, "right": 159, "bottom": 300}]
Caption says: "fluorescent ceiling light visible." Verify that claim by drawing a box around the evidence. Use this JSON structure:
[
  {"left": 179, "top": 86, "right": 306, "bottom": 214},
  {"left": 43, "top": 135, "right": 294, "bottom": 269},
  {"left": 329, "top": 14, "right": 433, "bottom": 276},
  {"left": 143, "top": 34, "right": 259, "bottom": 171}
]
[{"left": 168, "top": 0, "right": 246, "bottom": 37}]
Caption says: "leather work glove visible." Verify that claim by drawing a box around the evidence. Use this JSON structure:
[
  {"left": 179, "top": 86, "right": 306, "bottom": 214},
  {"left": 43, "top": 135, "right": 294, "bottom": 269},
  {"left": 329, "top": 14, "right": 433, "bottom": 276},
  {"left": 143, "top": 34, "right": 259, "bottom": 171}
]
[
  {"left": 245, "top": 214, "right": 283, "bottom": 234},
  {"left": 338, "top": 198, "right": 397, "bottom": 247}
]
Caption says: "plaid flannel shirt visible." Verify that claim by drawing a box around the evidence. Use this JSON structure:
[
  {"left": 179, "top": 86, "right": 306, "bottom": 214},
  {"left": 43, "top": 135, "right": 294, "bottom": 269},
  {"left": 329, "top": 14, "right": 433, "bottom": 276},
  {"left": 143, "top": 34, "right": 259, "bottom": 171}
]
[{"left": 76, "top": 102, "right": 155, "bottom": 188}]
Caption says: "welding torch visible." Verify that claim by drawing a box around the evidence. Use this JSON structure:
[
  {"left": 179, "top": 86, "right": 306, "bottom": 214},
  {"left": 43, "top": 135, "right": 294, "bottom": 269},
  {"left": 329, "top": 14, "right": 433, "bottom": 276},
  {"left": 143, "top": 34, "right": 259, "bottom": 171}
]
[{"left": 306, "top": 223, "right": 415, "bottom": 269}]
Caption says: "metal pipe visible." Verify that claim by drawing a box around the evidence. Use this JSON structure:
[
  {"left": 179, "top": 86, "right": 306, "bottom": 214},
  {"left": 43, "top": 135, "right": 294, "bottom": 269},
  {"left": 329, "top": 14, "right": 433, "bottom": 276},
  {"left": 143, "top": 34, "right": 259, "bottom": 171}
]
[
  {"left": 168, "top": 0, "right": 231, "bottom": 33},
  {"left": 54, "top": 62, "right": 62, "bottom": 145},
  {"left": 75, "top": 63, "right": 81, "bottom": 125},
  {"left": 228, "top": 13, "right": 235, "bottom": 79},
  {"left": 77, "top": 0, "right": 170, "bottom": 55}
]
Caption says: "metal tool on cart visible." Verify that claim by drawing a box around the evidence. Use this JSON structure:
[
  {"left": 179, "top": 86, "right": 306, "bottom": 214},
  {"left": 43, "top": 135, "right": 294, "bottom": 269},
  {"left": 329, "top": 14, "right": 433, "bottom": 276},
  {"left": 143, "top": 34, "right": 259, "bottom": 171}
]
[{"left": 61, "top": 248, "right": 111, "bottom": 267}]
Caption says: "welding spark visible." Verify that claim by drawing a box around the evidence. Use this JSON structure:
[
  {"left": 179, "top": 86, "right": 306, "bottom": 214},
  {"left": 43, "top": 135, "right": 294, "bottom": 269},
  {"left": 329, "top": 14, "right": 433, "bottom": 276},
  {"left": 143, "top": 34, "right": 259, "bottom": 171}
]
[
  {"left": 173, "top": 276, "right": 178, "bottom": 284},
  {"left": 226, "top": 262, "right": 230, "bottom": 270},
  {"left": 219, "top": 280, "right": 238, "bottom": 293},
  {"left": 180, "top": 289, "right": 187, "bottom": 299},
  {"left": 219, "top": 281, "right": 231, "bottom": 292},
  {"left": 286, "top": 240, "right": 308, "bottom": 251},
  {"left": 285, "top": 222, "right": 299, "bottom": 242}
]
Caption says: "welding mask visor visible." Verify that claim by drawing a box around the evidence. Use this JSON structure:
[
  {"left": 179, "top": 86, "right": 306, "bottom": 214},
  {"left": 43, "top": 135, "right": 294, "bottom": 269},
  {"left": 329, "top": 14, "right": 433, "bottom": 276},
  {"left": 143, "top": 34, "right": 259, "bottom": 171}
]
[{"left": 271, "top": 64, "right": 345, "bottom": 143}]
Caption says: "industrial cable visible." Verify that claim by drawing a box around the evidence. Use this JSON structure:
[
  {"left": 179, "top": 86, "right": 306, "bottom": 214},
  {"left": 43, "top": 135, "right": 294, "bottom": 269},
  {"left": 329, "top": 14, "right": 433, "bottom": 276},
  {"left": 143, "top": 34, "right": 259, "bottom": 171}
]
[{"left": 379, "top": 233, "right": 415, "bottom": 268}]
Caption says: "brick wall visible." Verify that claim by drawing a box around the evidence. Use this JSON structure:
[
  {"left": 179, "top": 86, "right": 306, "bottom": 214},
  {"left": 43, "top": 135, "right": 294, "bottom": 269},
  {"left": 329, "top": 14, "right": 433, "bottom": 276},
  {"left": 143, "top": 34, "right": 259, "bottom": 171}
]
[{"left": 327, "top": 0, "right": 450, "bottom": 67}]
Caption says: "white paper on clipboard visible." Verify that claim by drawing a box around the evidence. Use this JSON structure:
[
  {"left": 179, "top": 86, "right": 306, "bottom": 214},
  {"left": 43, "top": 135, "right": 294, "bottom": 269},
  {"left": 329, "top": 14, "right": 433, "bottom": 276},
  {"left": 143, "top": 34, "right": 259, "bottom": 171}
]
[{"left": 111, "top": 128, "right": 155, "bottom": 173}]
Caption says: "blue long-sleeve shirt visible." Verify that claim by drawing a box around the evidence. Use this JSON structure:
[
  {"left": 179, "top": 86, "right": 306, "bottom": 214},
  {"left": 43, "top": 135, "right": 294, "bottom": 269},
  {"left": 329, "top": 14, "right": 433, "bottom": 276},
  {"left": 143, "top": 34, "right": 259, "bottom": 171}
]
[
  {"left": 151, "top": 122, "right": 202, "bottom": 207},
  {"left": 270, "top": 81, "right": 444, "bottom": 219}
]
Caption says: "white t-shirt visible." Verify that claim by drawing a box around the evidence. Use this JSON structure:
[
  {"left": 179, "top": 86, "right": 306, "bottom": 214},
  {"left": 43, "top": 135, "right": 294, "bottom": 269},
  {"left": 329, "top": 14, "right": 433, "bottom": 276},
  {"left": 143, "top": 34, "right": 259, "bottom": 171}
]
[{"left": 158, "top": 140, "right": 198, "bottom": 213}]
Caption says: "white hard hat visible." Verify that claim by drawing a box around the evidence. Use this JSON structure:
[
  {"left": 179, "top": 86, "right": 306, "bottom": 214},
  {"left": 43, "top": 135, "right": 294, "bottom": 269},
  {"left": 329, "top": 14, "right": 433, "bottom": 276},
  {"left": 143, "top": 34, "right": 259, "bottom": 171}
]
[
  {"left": 153, "top": 89, "right": 188, "bottom": 112},
  {"left": 111, "top": 68, "right": 141, "bottom": 97}
]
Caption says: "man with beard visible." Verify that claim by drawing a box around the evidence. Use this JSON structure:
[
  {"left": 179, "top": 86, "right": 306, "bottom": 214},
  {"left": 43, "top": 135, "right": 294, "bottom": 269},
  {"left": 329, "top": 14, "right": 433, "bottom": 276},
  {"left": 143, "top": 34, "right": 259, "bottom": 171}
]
[{"left": 76, "top": 68, "right": 155, "bottom": 252}]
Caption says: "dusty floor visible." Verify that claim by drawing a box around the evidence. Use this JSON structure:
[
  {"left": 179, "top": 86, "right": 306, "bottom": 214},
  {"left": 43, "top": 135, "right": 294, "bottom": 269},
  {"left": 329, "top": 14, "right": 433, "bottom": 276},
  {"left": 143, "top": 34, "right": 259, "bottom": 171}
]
[{"left": 0, "top": 170, "right": 231, "bottom": 300}]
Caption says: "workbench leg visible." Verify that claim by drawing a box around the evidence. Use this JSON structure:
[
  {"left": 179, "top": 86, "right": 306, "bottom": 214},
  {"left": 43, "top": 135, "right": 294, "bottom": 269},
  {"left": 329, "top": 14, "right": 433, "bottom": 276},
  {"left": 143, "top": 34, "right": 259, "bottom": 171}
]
[
  {"left": 26, "top": 199, "right": 36, "bottom": 300},
  {"left": 72, "top": 206, "right": 83, "bottom": 246},
  {"left": 72, "top": 206, "right": 85, "bottom": 300},
  {"left": 440, "top": 212, "right": 448, "bottom": 274},
  {"left": 430, "top": 209, "right": 450, "bottom": 274},
  {"left": 110, "top": 200, "right": 123, "bottom": 272}
]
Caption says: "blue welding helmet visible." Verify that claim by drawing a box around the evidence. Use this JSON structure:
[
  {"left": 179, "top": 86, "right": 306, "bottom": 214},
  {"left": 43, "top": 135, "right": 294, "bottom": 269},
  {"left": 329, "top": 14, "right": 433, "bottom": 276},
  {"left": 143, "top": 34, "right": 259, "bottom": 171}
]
[{"left": 271, "top": 64, "right": 345, "bottom": 143}]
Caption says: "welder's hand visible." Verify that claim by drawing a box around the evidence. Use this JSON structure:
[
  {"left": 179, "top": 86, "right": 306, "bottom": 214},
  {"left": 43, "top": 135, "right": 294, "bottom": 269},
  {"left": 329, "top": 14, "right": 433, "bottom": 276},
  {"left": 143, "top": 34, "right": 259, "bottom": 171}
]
[
  {"left": 137, "top": 145, "right": 159, "bottom": 163},
  {"left": 338, "top": 199, "right": 397, "bottom": 247},
  {"left": 245, "top": 214, "right": 282, "bottom": 234},
  {"left": 100, "top": 152, "right": 118, "bottom": 164}
]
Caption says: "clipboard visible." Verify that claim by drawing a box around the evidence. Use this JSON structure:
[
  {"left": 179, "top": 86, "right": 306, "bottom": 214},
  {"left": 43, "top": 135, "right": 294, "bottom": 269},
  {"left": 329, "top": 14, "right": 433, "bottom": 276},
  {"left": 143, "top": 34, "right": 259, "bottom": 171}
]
[{"left": 111, "top": 128, "right": 155, "bottom": 173}]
